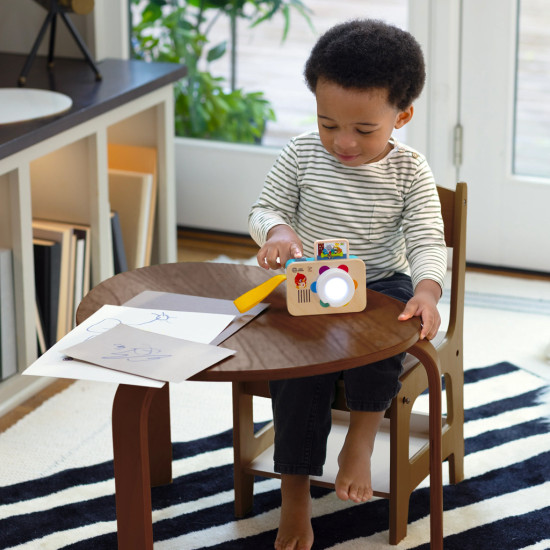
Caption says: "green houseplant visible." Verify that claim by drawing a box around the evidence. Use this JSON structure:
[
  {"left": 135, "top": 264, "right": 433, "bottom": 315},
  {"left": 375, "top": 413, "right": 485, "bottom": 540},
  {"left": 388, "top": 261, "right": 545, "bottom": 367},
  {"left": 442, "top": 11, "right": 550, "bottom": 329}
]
[{"left": 130, "top": 0, "right": 313, "bottom": 143}]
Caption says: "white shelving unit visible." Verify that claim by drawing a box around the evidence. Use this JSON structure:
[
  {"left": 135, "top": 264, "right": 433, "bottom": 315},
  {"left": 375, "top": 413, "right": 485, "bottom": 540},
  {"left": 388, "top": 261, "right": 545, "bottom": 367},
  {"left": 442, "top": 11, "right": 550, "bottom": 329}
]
[{"left": 0, "top": 54, "right": 185, "bottom": 415}]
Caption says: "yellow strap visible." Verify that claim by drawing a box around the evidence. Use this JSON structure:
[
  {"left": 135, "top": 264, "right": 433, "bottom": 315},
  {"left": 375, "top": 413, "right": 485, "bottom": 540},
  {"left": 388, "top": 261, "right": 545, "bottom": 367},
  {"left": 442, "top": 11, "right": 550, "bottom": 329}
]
[{"left": 233, "top": 273, "right": 287, "bottom": 313}]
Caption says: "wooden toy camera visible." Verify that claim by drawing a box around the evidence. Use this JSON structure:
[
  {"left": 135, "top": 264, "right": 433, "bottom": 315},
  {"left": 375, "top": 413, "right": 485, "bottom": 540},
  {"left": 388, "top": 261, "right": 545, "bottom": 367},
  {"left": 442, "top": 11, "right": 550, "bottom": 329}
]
[{"left": 234, "top": 239, "right": 367, "bottom": 316}]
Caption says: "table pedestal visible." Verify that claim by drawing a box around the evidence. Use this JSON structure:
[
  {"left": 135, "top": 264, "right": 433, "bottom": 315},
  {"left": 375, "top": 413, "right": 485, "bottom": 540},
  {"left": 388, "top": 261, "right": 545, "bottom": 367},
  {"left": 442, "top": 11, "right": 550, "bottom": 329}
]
[
  {"left": 112, "top": 384, "right": 172, "bottom": 549},
  {"left": 409, "top": 339, "right": 443, "bottom": 548}
]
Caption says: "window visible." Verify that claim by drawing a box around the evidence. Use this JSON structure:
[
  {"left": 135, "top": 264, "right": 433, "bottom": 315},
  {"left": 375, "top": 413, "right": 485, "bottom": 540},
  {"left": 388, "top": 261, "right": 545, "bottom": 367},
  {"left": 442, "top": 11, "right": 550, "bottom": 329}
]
[
  {"left": 514, "top": 0, "right": 550, "bottom": 178},
  {"left": 206, "top": 0, "right": 408, "bottom": 147}
]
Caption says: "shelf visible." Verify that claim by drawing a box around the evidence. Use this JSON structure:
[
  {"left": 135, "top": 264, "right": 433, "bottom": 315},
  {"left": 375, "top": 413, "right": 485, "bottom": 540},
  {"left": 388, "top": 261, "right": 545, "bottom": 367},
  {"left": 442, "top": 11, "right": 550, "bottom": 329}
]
[
  {"left": 0, "top": 53, "right": 185, "bottom": 415},
  {"left": 0, "top": 53, "right": 186, "bottom": 160}
]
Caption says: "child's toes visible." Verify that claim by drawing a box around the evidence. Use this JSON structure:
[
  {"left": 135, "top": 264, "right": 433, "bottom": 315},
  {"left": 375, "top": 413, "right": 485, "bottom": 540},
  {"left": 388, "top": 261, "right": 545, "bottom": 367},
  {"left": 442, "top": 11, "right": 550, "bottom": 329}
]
[
  {"left": 347, "top": 483, "right": 362, "bottom": 503},
  {"left": 335, "top": 482, "right": 350, "bottom": 501},
  {"left": 358, "top": 484, "right": 373, "bottom": 502},
  {"left": 350, "top": 484, "right": 372, "bottom": 503}
]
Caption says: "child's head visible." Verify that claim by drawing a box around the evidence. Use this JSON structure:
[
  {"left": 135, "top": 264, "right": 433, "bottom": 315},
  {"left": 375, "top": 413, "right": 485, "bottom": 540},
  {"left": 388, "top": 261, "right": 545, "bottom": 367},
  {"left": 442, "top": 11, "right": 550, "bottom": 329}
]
[
  {"left": 304, "top": 19, "right": 425, "bottom": 111},
  {"left": 303, "top": 19, "right": 425, "bottom": 167}
]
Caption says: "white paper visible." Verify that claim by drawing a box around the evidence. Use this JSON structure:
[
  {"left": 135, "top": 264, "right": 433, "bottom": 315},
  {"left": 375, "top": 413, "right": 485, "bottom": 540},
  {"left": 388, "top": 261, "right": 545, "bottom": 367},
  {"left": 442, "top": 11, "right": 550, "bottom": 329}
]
[
  {"left": 23, "top": 305, "right": 235, "bottom": 387},
  {"left": 62, "top": 324, "right": 235, "bottom": 383}
]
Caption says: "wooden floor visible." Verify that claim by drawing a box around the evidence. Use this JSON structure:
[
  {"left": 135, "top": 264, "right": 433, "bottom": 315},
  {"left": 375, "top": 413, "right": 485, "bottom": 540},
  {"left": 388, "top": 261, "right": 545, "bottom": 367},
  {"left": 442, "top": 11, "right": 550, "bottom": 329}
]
[
  {"left": 0, "top": 379, "right": 74, "bottom": 434},
  {"left": 177, "top": 229, "right": 258, "bottom": 263}
]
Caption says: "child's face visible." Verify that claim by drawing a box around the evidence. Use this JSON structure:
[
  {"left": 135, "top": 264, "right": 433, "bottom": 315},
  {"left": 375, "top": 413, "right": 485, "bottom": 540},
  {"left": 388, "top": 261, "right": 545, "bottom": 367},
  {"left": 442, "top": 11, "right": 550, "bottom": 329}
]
[{"left": 315, "top": 79, "right": 413, "bottom": 167}]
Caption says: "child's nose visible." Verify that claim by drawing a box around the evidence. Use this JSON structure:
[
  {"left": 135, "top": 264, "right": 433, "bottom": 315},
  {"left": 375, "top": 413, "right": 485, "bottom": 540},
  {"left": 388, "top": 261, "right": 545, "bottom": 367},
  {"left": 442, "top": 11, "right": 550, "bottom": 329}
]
[{"left": 334, "top": 131, "right": 357, "bottom": 150}]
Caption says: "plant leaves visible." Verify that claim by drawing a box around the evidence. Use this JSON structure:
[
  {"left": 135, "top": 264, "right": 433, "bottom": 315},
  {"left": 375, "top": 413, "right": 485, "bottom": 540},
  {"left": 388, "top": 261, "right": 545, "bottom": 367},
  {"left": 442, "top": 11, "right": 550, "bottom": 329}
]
[
  {"left": 207, "top": 41, "right": 228, "bottom": 62},
  {"left": 130, "top": 0, "right": 309, "bottom": 142}
]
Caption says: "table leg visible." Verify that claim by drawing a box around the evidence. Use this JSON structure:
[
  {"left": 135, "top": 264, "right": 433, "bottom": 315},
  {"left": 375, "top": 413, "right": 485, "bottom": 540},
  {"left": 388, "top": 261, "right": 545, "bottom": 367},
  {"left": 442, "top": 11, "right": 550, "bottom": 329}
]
[
  {"left": 112, "top": 384, "right": 171, "bottom": 550},
  {"left": 149, "top": 384, "right": 173, "bottom": 487},
  {"left": 409, "top": 340, "right": 443, "bottom": 550}
]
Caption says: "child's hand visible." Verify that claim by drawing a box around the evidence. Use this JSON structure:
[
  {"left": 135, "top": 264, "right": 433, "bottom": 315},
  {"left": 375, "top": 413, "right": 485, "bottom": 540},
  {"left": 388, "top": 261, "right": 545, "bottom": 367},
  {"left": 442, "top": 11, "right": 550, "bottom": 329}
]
[
  {"left": 257, "top": 225, "right": 303, "bottom": 270},
  {"left": 398, "top": 279, "right": 442, "bottom": 340}
]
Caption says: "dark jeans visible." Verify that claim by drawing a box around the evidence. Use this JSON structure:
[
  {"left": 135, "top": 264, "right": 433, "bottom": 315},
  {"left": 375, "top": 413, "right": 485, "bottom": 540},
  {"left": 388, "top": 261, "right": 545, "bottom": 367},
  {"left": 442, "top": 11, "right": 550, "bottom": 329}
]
[{"left": 269, "top": 272, "right": 414, "bottom": 476}]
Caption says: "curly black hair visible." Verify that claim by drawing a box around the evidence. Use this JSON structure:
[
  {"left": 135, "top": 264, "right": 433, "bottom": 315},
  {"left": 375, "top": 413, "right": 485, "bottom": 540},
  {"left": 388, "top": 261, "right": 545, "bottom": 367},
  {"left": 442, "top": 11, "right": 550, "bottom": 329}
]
[{"left": 304, "top": 19, "right": 426, "bottom": 110}]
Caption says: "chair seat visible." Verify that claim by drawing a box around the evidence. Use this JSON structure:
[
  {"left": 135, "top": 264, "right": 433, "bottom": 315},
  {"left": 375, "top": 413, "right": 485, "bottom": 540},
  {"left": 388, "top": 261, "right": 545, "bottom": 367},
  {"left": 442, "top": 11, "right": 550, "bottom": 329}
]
[{"left": 244, "top": 410, "right": 433, "bottom": 497}]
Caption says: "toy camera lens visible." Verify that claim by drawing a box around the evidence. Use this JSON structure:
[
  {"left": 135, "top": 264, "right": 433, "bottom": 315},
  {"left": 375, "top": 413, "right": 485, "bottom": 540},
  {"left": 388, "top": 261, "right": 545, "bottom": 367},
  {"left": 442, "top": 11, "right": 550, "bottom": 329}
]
[
  {"left": 316, "top": 268, "right": 355, "bottom": 307},
  {"left": 324, "top": 278, "right": 349, "bottom": 301}
]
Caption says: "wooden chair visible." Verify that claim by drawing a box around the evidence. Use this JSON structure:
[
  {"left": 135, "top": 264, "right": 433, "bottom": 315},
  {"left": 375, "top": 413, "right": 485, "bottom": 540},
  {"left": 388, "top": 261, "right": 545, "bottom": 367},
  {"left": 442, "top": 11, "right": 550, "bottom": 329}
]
[{"left": 231, "top": 182, "right": 468, "bottom": 545}]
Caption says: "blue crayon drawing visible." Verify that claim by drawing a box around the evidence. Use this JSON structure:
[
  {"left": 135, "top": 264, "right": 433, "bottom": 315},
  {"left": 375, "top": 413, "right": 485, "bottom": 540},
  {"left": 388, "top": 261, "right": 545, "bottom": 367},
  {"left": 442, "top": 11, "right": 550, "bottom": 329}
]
[
  {"left": 85, "top": 312, "right": 176, "bottom": 339},
  {"left": 132, "top": 311, "right": 175, "bottom": 326},
  {"left": 102, "top": 343, "right": 172, "bottom": 362}
]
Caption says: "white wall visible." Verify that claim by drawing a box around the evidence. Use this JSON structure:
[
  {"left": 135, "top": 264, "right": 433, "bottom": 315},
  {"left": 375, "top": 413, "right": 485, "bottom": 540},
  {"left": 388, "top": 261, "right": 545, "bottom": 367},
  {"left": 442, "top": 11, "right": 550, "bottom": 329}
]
[
  {"left": 175, "top": 138, "right": 280, "bottom": 235},
  {"left": 0, "top": 0, "right": 128, "bottom": 61}
]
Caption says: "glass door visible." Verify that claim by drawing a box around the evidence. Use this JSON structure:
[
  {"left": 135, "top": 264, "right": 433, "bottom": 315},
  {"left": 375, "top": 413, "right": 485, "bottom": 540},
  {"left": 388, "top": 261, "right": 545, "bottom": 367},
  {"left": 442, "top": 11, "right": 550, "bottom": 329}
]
[
  {"left": 202, "top": 0, "right": 411, "bottom": 147},
  {"left": 459, "top": 0, "right": 550, "bottom": 272}
]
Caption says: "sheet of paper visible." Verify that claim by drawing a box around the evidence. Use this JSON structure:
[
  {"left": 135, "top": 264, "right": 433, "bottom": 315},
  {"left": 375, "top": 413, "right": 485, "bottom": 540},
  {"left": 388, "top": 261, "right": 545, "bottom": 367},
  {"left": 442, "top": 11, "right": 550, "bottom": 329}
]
[
  {"left": 123, "top": 290, "right": 269, "bottom": 345},
  {"left": 62, "top": 324, "right": 235, "bottom": 383},
  {"left": 23, "top": 305, "right": 235, "bottom": 387}
]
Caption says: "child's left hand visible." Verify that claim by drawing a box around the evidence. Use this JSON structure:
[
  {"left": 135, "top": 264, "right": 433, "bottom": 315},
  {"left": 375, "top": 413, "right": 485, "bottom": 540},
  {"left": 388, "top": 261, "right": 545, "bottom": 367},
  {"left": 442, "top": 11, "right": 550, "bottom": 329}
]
[{"left": 398, "top": 279, "right": 442, "bottom": 340}]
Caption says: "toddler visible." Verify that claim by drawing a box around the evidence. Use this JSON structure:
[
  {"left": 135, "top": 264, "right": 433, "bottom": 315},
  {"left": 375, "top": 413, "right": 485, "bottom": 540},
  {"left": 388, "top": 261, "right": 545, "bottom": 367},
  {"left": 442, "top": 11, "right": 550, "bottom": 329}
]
[{"left": 248, "top": 19, "right": 447, "bottom": 550}]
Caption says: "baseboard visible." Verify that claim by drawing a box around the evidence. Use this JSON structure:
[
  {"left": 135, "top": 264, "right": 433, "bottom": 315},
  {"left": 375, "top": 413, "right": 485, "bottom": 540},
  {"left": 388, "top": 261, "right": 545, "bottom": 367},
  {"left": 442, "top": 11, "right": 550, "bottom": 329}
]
[
  {"left": 177, "top": 226, "right": 254, "bottom": 245},
  {"left": 467, "top": 262, "right": 550, "bottom": 281}
]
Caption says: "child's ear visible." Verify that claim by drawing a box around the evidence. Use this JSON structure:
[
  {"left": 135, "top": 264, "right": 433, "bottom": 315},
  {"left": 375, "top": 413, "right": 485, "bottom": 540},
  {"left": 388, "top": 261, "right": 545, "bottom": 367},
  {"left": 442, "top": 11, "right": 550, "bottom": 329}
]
[{"left": 394, "top": 105, "right": 414, "bottom": 129}]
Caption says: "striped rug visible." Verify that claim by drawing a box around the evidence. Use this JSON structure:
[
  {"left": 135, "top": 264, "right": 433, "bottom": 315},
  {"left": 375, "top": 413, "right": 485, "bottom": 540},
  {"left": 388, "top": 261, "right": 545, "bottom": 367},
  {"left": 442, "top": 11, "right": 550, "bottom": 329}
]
[{"left": 0, "top": 361, "right": 549, "bottom": 549}]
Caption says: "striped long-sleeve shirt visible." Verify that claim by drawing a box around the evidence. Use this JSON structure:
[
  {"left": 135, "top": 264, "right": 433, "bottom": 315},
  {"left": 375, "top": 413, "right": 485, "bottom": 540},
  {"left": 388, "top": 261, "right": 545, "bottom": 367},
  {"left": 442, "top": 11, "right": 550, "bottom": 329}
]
[{"left": 249, "top": 131, "right": 447, "bottom": 290}]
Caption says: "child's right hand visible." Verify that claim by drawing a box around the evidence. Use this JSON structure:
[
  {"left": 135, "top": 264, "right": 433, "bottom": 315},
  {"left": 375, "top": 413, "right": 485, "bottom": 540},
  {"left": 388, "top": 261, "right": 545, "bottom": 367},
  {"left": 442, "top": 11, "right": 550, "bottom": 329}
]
[{"left": 257, "top": 225, "right": 303, "bottom": 270}]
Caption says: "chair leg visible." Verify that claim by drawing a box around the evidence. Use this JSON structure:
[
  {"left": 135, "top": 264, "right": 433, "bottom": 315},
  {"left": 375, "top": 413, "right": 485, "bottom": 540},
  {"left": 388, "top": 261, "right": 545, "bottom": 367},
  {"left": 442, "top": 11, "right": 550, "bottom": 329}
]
[
  {"left": 388, "top": 395, "right": 413, "bottom": 545},
  {"left": 234, "top": 467, "right": 256, "bottom": 517},
  {"left": 389, "top": 489, "right": 412, "bottom": 545},
  {"left": 443, "top": 367, "right": 465, "bottom": 485},
  {"left": 448, "top": 449, "right": 465, "bottom": 485}
]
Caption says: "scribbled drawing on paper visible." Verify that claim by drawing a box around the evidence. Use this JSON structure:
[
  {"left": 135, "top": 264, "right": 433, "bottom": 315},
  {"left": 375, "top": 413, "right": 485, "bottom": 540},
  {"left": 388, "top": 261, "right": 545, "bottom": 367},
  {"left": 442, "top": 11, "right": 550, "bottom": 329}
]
[
  {"left": 102, "top": 343, "right": 172, "bottom": 362},
  {"left": 85, "top": 311, "right": 176, "bottom": 339}
]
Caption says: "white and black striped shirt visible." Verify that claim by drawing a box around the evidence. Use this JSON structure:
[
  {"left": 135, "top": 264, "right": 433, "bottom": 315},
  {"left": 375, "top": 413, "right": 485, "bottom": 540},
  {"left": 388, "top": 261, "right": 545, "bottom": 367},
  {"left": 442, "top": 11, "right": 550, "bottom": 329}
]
[{"left": 249, "top": 132, "right": 447, "bottom": 290}]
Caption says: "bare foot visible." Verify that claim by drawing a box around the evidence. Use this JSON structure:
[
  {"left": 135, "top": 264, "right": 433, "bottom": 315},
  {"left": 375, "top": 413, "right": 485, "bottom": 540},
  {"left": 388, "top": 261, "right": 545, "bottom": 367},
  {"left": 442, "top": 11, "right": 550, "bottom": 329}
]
[
  {"left": 335, "top": 410, "right": 384, "bottom": 503},
  {"left": 274, "top": 475, "right": 314, "bottom": 550}
]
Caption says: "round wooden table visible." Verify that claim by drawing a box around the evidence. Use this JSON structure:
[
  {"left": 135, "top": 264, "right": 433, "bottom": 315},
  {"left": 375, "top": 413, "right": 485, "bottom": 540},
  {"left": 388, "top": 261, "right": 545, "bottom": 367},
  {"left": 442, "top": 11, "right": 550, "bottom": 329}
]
[{"left": 76, "top": 262, "right": 443, "bottom": 550}]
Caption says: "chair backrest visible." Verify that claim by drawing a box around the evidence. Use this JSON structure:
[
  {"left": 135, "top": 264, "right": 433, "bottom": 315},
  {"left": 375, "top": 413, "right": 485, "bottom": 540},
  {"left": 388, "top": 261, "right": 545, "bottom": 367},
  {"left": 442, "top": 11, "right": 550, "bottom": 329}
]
[
  {"left": 436, "top": 182, "right": 468, "bottom": 358},
  {"left": 437, "top": 183, "right": 467, "bottom": 247}
]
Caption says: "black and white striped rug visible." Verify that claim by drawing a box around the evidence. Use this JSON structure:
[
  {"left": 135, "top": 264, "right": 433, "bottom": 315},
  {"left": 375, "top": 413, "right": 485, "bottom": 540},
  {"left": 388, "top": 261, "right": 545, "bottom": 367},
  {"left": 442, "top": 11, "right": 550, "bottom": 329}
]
[{"left": 1, "top": 361, "right": 549, "bottom": 549}]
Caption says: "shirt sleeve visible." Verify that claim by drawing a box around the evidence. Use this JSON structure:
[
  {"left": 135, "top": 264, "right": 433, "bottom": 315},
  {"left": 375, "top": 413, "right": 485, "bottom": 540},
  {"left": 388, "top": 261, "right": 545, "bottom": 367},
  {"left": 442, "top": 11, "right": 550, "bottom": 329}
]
[
  {"left": 248, "top": 139, "right": 301, "bottom": 246},
  {"left": 401, "top": 158, "right": 448, "bottom": 291}
]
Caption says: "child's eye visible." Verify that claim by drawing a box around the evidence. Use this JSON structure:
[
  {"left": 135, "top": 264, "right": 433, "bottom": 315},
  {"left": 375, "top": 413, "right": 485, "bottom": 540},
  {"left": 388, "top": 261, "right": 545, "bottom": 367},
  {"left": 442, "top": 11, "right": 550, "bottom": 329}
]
[
  {"left": 356, "top": 129, "right": 374, "bottom": 135},
  {"left": 322, "top": 124, "right": 337, "bottom": 130}
]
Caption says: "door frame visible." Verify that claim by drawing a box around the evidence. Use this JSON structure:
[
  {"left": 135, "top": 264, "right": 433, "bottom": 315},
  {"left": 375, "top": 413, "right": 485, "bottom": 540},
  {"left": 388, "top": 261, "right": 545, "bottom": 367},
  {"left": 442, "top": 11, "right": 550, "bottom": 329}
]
[{"left": 407, "top": 0, "right": 462, "bottom": 190}]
